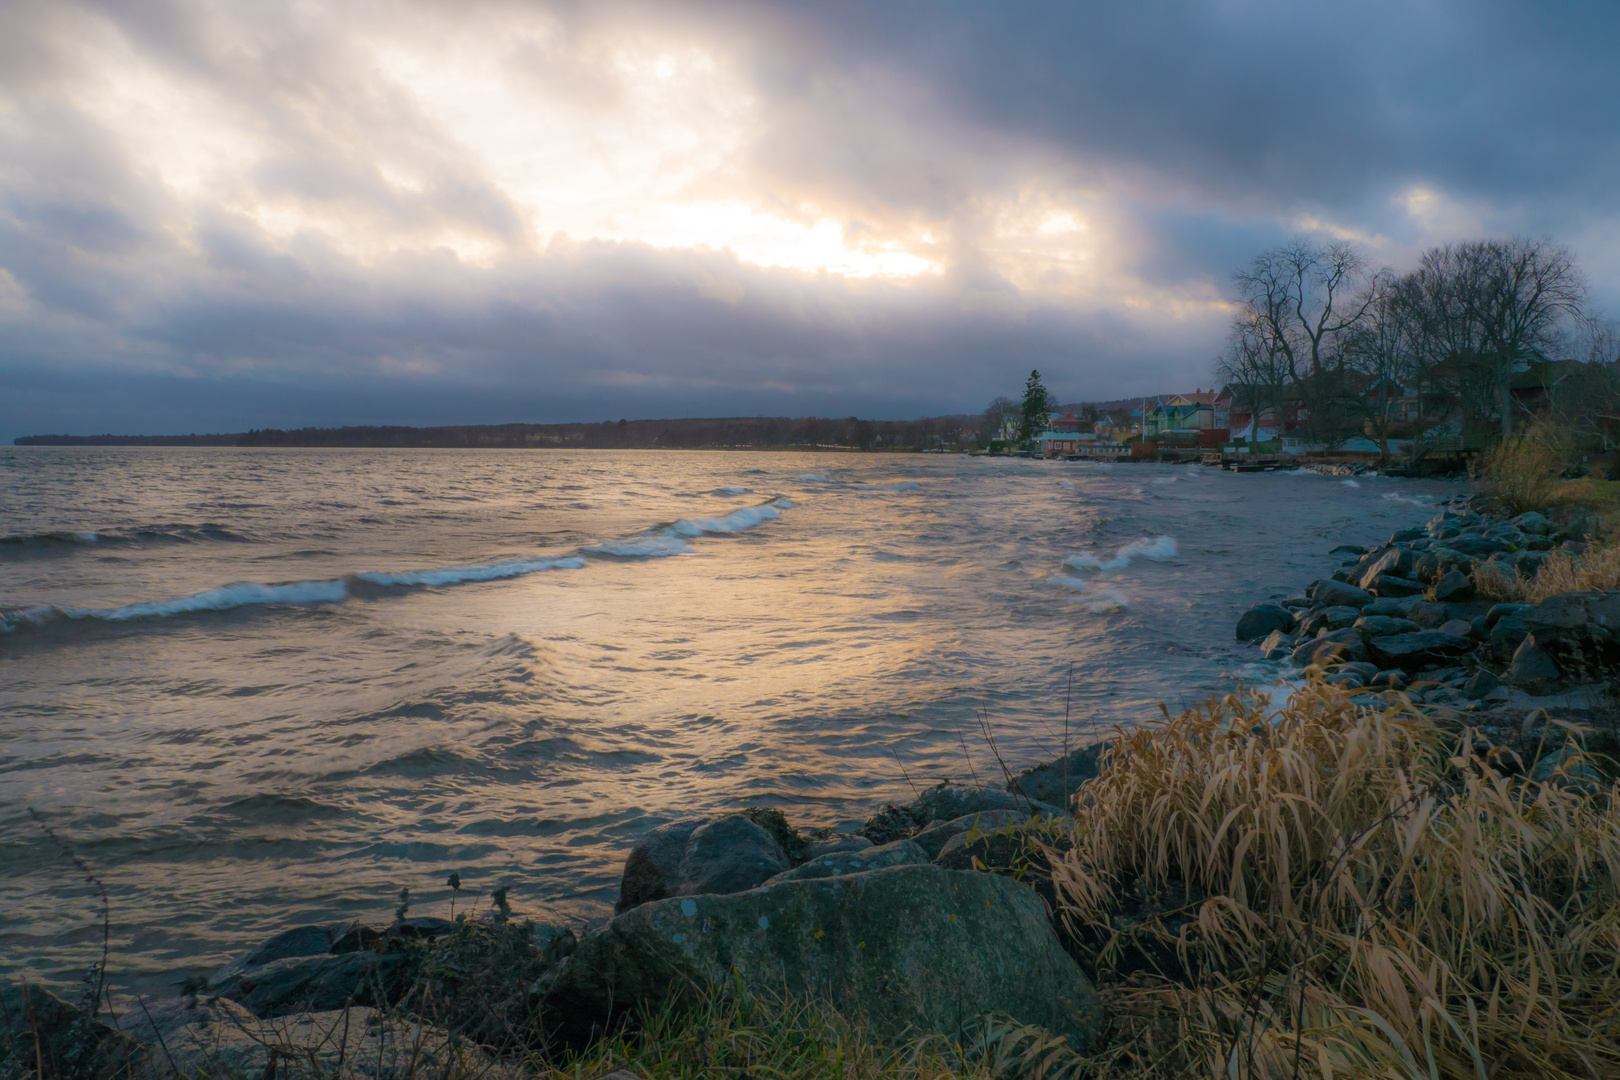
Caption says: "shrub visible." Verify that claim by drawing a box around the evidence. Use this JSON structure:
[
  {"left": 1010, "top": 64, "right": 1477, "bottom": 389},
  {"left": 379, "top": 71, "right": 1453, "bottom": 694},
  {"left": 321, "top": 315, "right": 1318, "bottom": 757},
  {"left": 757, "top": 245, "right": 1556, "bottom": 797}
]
[
  {"left": 1046, "top": 681, "right": 1620, "bottom": 1079},
  {"left": 1473, "top": 426, "right": 1570, "bottom": 516},
  {"left": 1476, "top": 541, "right": 1620, "bottom": 603}
]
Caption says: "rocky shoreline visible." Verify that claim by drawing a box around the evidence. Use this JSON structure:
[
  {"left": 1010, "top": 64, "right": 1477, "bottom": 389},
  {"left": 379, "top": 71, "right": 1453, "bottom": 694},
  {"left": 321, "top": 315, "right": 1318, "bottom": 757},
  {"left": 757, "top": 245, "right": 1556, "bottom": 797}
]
[
  {"left": 1234, "top": 496, "right": 1618, "bottom": 785},
  {"left": 8, "top": 495, "right": 1618, "bottom": 1075}
]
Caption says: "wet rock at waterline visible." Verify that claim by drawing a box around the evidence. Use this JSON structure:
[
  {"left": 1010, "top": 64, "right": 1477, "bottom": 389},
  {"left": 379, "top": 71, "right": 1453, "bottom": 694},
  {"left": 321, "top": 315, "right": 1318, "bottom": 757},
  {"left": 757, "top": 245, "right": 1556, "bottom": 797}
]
[
  {"left": 540, "top": 864, "right": 1103, "bottom": 1050},
  {"left": 617, "top": 814, "right": 791, "bottom": 913},
  {"left": 1008, "top": 742, "right": 1107, "bottom": 808},
  {"left": 1235, "top": 602, "right": 1294, "bottom": 641},
  {"left": 912, "top": 810, "right": 1029, "bottom": 860}
]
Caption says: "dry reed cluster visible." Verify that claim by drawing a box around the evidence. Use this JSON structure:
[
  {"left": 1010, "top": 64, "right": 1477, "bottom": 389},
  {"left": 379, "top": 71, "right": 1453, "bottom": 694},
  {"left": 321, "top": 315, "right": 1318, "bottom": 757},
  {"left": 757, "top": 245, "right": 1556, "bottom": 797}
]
[
  {"left": 1047, "top": 682, "right": 1620, "bottom": 1079},
  {"left": 1475, "top": 541, "right": 1620, "bottom": 603}
]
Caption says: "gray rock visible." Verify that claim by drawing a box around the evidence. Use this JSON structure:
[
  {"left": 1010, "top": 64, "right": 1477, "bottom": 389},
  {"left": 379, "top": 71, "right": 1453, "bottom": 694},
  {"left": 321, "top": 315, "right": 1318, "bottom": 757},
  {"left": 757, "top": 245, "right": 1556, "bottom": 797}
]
[
  {"left": 912, "top": 809, "right": 1027, "bottom": 859},
  {"left": 1369, "top": 669, "right": 1407, "bottom": 690},
  {"left": 1431, "top": 569, "right": 1474, "bottom": 602},
  {"left": 1236, "top": 602, "right": 1294, "bottom": 641},
  {"left": 1324, "top": 671, "right": 1365, "bottom": 689},
  {"left": 1358, "top": 548, "right": 1418, "bottom": 591},
  {"left": 1361, "top": 598, "right": 1408, "bottom": 617},
  {"left": 1439, "top": 619, "right": 1474, "bottom": 638},
  {"left": 804, "top": 835, "right": 873, "bottom": 860},
  {"left": 1523, "top": 592, "right": 1597, "bottom": 639},
  {"left": 1320, "top": 605, "right": 1361, "bottom": 629},
  {"left": 1530, "top": 744, "right": 1605, "bottom": 794},
  {"left": 1257, "top": 629, "right": 1295, "bottom": 659},
  {"left": 1309, "top": 579, "right": 1373, "bottom": 610},
  {"left": 1485, "top": 602, "right": 1529, "bottom": 629},
  {"left": 241, "top": 924, "right": 337, "bottom": 967},
  {"left": 765, "top": 839, "right": 928, "bottom": 884},
  {"left": 539, "top": 865, "right": 1104, "bottom": 1050},
  {"left": 1404, "top": 600, "right": 1454, "bottom": 629},
  {"left": 618, "top": 817, "right": 707, "bottom": 913},
  {"left": 1337, "top": 661, "right": 1380, "bottom": 680},
  {"left": 1354, "top": 615, "right": 1422, "bottom": 638},
  {"left": 677, "top": 815, "right": 791, "bottom": 897},
  {"left": 1366, "top": 630, "right": 1473, "bottom": 669},
  {"left": 1489, "top": 615, "right": 1530, "bottom": 660},
  {"left": 1329, "top": 544, "right": 1366, "bottom": 557},
  {"left": 1461, "top": 669, "right": 1501, "bottom": 699},
  {"left": 1512, "top": 511, "right": 1552, "bottom": 536},
  {"left": 1509, "top": 635, "right": 1562, "bottom": 692},
  {"left": 1010, "top": 743, "right": 1106, "bottom": 808},
  {"left": 1290, "top": 629, "right": 1367, "bottom": 668},
  {"left": 1368, "top": 573, "right": 1426, "bottom": 598},
  {"left": 910, "top": 782, "right": 1049, "bottom": 825},
  {"left": 213, "top": 951, "right": 406, "bottom": 1018},
  {"left": 1389, "top": 527, "right": 1426, "bottom": 543}
]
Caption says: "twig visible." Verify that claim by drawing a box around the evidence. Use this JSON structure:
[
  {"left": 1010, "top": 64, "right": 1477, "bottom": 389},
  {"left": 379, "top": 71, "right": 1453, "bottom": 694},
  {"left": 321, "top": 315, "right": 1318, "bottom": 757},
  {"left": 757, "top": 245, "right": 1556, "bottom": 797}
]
[{"left": 891, "top": 750, "right": 921, "bottom": 799}]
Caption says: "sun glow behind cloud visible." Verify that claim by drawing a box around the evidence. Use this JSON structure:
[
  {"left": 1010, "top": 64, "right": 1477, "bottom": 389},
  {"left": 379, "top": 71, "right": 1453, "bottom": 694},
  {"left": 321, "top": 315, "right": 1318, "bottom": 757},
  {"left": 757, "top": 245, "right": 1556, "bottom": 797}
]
[{"left": 57, "top": 8, "right": 944, "bottom": 278}]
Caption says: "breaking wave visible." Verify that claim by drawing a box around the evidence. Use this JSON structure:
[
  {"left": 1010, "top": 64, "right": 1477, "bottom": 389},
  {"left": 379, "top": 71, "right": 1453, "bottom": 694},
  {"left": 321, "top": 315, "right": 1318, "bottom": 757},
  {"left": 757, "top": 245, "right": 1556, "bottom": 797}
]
[
  {"left": 669, "top": 501, "right": 786, "bottom": 537},
  {"left": 1381, "top": 492, "right": 1435, "bottom": 507},
  {"left": 1063, "top": 535, "right": 1178, "bottom": 572},
  {"left": 0, "top": 522, "right": 253, "bottom": 556},
  {"left": 354, "top": 556, "right": 585, "bottom": 587},
  {"left": 585, "top": 536, "right": 693, "bottom": 558}
]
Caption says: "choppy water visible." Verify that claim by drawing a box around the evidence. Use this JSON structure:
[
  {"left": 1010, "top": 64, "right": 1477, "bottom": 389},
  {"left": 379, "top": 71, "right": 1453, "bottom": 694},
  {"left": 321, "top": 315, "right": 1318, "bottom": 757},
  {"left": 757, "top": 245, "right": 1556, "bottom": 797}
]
[{"left": 0, "top": 447, "right": 1458, "bottom": 995}]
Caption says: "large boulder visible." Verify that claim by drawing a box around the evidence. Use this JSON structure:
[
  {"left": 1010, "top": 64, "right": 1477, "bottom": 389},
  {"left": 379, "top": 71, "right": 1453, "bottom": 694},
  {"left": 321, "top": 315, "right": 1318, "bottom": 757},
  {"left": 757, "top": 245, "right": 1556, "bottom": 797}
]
[
  {"left": 910, "top": 782, "right": 1045, "bottom": 824},
  {"left": 1365, "top": 630, "right": 1473, "bottom": 670},
  {"left": 1310, "top": 579, "right": 1373, "bottom": 610},
  {"left": 1489, "top": 615, "right": 1530, "bottom": 661},
  {"left": 1236, "top": 602, "right": 1294, "bottom": 641},
  {"left": 540, "top": 865, "right": 1103, "bottom": 1050},
  {"left": 766, "top": 839, "right": 928, "bottom": 884},
  {"left": 618, "top": 815, "right": 791, "bottom": 913}
]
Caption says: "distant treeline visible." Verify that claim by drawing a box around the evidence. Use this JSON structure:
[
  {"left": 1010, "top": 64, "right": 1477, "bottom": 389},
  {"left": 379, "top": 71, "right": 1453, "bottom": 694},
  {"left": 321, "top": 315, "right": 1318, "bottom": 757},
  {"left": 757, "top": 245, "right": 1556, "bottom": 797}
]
[{"left": 16, "top": 414, "right": 982, "bottom": 451}]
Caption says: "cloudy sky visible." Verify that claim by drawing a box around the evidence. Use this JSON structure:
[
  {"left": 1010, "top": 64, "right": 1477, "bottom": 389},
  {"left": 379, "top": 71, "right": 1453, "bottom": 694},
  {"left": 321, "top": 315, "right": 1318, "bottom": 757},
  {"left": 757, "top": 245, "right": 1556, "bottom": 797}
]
[{"left": 2, "top": 0, "right": 1617, "bottom": 439}]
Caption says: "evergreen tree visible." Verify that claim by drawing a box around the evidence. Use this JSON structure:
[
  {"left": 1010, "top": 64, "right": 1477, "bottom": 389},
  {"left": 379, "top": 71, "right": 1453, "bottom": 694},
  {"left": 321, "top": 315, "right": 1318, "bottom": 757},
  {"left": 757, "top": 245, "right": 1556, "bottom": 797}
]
[{"left": 1017, "top": 370, "right": 1054, "bottom": 445}]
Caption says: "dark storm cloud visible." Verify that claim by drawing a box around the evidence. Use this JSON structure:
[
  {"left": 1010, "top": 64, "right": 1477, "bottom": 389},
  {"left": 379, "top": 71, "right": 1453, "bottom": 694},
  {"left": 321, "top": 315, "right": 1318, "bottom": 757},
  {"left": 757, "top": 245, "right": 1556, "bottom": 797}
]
[{"left": 1, "top": 0, "right": 1617, "bottom": 440}]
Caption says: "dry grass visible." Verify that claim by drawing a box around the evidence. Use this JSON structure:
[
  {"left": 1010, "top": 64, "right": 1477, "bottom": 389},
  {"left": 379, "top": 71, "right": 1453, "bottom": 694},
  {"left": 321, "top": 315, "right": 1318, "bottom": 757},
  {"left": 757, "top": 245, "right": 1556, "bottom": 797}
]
[
  {"left": 1474, "top": 542, "right": 1620, "bottom": 603},
  {"left": 1046, "top": 681, "right": 1620, "bottom": 1080},
  {"left": 1474, "top": 430, "right": 1569, "bottom": 516}
]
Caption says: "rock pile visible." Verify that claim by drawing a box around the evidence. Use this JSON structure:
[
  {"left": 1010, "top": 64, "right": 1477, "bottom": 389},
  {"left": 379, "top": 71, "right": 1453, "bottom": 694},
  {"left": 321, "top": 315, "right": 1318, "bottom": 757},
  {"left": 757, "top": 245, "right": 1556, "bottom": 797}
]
[{"left": 1235, "top": 502, "right": 1609, "bottom": 705}]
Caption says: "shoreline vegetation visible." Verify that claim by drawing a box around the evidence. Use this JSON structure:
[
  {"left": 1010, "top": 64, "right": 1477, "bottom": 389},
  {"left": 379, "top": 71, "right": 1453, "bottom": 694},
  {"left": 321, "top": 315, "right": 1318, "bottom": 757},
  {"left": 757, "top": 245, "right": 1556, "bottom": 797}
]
[{"left": 8, "top": 448, "right": 1620, "bottom": 1078}]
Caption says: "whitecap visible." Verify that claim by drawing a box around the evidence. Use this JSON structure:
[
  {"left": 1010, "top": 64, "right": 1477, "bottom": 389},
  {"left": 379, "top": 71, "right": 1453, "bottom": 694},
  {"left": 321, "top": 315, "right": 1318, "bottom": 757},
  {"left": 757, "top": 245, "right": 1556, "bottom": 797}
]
[
  {"left": 1380, "top": 492, "right": 1434, "bottom": 507},
  {"left": 585, "top": 536, "right": 693, "bottom": 558},
  {"left": 1064, "top": 536, "right": 1178, "bottom": 572},
  {"left": 355, "top": 556, "right": 585, "bottom": 587},
  {"left": 1049, "top": 574, "right": 1089, "bottom": 591},
  {"left": 1341, "top": 479, "right": 1361, "bottom": 488},
  {"left": 669, "top": 502, "right": 783, "bottom": 537},
  {"left": 795, "top": 473, "right": 831, "bottom": 482},
  {"left": 89, "top": 579, "right": 352, "bottom": 621},
  {"left": 711, "top": 486, "right": 750, "bottom": 496},
  {"left": 1086, "top": 590, "right": 1129, "bottom": 614}
]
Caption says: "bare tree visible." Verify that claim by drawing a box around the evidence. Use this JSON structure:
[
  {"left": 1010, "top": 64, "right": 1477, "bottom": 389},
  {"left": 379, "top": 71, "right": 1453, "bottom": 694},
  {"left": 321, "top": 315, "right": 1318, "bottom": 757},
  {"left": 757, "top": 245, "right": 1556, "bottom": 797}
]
[
  {"left": 1215, "top": 313, "right": 1293, "bottom": 441},
  {"left": 1340, "top": 274, "right": 1410, "bottom": 463},
  {"left": 1230, "top": 239, "right": 1379, "bottom": 442}
]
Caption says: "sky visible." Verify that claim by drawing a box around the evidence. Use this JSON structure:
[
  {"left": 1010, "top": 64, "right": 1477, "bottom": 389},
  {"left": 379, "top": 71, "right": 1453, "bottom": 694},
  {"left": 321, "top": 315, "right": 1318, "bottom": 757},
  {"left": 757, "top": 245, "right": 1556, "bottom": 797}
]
[{"left": 2, "top": 0, "right": 1618, "bottom": 440}]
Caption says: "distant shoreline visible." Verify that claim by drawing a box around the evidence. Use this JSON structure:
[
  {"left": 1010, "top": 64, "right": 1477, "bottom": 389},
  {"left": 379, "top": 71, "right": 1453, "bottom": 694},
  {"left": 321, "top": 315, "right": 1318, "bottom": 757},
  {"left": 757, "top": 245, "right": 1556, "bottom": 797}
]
[{"left": 13, "top": 415, "right": 977, "bottom": 451}]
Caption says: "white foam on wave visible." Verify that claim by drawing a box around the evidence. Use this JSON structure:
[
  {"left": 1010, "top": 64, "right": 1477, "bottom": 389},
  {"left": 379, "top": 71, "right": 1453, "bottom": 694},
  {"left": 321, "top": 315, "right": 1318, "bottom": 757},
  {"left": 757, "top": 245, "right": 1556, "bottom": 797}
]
[
  {"left": 1058, "top": 480, "right": 1075, "bottom": 488},
  {"left": 669, "top": 501, "right": 784, "bottom": 537},
  {"left": 1049, "top": 574, "right": 1089, "bottom": 591},
  {"left": 1380, "top": 492, "right": 1434, "bottom": 507},
  {"left": 585, "top": 536, "right": 693, "bottom": 558},
  {"left": 356, "top": 556, "right": 585, "bottom": 587},
  {"left": 90, "top": 579, "right": 351, "bottom": 622},
  {"left": 712, "top": 486, "right": 750, "bottom": 496},
  {"left": 1341, "top": 479, "right": 1361, "bottom": 488},
  {"left": 1064, "top": 535, "right": 1178, "bottom": 572},
  {"left": 1086, "top": 590, "right": 1129, "bottom": 614},
  {"left": 795, "top": 473, "right": 831, "bottom": 483}
]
